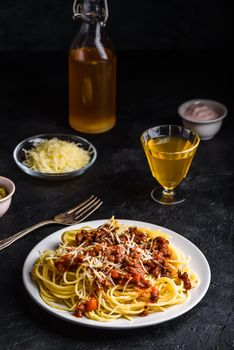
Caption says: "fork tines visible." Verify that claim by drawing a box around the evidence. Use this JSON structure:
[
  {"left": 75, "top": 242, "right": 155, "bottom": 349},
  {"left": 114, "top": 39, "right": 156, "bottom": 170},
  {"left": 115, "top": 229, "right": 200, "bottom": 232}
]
[
  {"left": 73, "top": 197, "right": 103, "bottom": 222},
  {"left": 66, "top": 195, "right": 96, "bottom": 214},
  {"left": 66, "top": 195, "right": 103, "bottom": 223}
]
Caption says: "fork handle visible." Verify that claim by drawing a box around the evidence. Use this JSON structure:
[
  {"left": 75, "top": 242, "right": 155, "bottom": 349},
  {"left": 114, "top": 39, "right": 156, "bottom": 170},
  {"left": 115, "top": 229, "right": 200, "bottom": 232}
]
[{"left": 0, "top": 220, "right": 55, "bottom": 251}]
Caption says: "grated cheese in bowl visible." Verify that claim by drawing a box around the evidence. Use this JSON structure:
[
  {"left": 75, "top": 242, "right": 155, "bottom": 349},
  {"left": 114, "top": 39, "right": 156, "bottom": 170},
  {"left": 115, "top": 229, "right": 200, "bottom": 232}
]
[
  {"left": 14, "top": 134, "right": 97, "bottom": 180},
  {"left": 23, "top": 138, "right": 91, "bottom": 173}
]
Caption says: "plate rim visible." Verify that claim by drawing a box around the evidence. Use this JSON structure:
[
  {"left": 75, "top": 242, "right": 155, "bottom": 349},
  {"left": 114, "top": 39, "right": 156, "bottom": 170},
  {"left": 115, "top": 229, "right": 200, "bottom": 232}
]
[{"left": 22, "top": 219, "right": 211, "bottom": 329}]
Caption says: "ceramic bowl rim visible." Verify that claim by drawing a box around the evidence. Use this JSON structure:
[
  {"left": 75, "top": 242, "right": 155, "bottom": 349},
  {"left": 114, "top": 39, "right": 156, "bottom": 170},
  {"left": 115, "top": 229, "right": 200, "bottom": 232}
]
[
  {"left": 178, "top": 99, "right": 228, "bottom": 124},
  {"left": 0, "top": 176, "right": 16, "bottom": 203}
]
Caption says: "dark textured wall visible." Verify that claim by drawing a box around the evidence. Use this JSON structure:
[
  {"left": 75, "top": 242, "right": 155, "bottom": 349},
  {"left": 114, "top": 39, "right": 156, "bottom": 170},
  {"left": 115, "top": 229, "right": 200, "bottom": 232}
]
[{"left": 0, "top": 0, "right": 231, "bottom": 51}]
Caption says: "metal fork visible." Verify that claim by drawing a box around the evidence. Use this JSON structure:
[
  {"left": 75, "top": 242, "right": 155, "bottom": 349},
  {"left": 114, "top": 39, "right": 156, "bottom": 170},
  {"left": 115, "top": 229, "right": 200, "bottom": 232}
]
[{"left": 0, "top": 195, "right": 102, "bottom": 251}]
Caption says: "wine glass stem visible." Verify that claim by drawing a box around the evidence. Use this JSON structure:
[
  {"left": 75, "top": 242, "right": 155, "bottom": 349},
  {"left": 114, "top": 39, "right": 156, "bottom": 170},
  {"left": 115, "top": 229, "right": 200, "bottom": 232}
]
[{"left": 163, "top": 188, "right": 175, "bottom": 197}]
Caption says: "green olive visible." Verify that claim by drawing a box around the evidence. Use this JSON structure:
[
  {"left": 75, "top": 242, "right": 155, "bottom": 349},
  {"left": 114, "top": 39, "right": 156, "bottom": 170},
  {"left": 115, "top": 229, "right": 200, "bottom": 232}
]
[{"left": 0, "top": 187, "right": 8, "bottom": 199}]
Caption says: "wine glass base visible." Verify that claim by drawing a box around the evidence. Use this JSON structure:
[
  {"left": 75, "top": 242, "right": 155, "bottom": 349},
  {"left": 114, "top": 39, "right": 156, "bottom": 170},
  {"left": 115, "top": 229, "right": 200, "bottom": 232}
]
[{"left": 151, "top": 187, "right": 186, "bottom": 205}]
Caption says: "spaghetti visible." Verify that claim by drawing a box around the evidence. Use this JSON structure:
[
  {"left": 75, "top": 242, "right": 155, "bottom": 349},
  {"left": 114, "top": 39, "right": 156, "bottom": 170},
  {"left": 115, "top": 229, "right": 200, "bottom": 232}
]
[{"left": 32, "top": 218, "right": 199, "bottom": 321}]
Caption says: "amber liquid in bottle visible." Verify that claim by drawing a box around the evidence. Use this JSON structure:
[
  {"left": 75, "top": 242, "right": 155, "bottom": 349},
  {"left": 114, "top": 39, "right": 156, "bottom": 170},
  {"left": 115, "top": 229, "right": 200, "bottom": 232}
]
[{"left": 69, "top": 47, "right": 116, "bottom": 134}]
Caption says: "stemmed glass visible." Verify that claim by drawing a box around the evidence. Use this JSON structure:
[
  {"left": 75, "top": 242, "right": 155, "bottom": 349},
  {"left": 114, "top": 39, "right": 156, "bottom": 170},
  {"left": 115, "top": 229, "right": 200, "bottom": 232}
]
[{"left": 141, "top": 125, "right": 200, "bottom": 205}]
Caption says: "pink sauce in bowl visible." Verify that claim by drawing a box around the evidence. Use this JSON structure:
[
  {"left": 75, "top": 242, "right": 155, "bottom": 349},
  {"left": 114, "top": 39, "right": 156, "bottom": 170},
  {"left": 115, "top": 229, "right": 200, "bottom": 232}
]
[
  {"left": 185, "top": 102, "right": 219, "bottom": 121},
  {"left": 178, "top": 99, "right": 228, "bottom": 140}
]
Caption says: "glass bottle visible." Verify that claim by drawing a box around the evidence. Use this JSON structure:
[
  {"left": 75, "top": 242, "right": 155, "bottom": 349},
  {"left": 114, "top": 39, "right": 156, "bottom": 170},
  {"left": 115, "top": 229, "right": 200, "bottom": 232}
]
[{"left": 69, "top": 0, "right": 116, "bottom": 134}]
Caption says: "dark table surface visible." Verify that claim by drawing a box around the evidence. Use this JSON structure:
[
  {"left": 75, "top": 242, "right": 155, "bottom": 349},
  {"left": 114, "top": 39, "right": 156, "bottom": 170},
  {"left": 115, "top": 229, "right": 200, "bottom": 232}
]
[{"left": 0, "top": 51, "right": 233, "bottom": 350}]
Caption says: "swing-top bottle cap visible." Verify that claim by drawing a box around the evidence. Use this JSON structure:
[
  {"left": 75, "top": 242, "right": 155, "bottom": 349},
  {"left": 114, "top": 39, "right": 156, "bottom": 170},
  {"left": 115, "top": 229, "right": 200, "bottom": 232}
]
[{"left": 73, "top": 0, "right": 109, "bottom": 26}]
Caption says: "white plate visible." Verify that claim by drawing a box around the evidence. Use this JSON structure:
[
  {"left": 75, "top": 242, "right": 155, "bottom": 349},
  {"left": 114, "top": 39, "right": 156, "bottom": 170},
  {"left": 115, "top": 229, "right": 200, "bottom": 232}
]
[{"left": 22, "top": 219, "right": 211, "bottom": 329}]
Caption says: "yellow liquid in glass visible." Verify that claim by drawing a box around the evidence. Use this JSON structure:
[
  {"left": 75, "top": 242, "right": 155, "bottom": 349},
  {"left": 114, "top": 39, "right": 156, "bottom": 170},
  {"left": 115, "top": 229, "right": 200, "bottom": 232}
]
[{"left": 144, "top": 136, "right": 196, "bottom": 190}]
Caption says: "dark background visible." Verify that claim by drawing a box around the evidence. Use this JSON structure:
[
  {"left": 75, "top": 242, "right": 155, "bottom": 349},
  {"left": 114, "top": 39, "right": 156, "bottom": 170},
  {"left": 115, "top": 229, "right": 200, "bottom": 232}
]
[
  {"left": 0, "top": 0, "right": 232, "bottom": 51},
  {"left": 0, "top": 1, "right": 233, "bottom": 350},
  {"left": 0, "top": 0, "right": 232, "bottom": 125}
]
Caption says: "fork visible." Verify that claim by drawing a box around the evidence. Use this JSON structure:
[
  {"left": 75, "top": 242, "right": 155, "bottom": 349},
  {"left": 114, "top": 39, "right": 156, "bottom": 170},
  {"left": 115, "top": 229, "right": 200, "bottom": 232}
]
[{"left": 0, "top": 195, "right": 102, "bottom": 251}]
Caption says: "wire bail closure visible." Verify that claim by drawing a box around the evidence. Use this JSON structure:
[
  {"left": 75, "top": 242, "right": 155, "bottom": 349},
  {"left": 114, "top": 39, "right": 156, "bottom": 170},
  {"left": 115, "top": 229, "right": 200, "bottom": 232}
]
[{"left": 73, "top": 0, "right": 109, "bottom": 26}]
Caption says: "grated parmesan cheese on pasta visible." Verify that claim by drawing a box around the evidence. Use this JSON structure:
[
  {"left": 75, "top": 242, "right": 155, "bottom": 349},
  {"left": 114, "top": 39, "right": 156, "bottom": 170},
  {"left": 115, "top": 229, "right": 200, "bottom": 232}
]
[{"left": 23, "top": 138, "right": 91, "bottom": 173}]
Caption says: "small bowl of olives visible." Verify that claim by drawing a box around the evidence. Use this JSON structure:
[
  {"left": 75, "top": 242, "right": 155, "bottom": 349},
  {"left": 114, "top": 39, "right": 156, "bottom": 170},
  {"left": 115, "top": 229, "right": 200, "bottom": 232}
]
[{"left": 0, "top": 177, "right": 15, "bottom": 217}]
